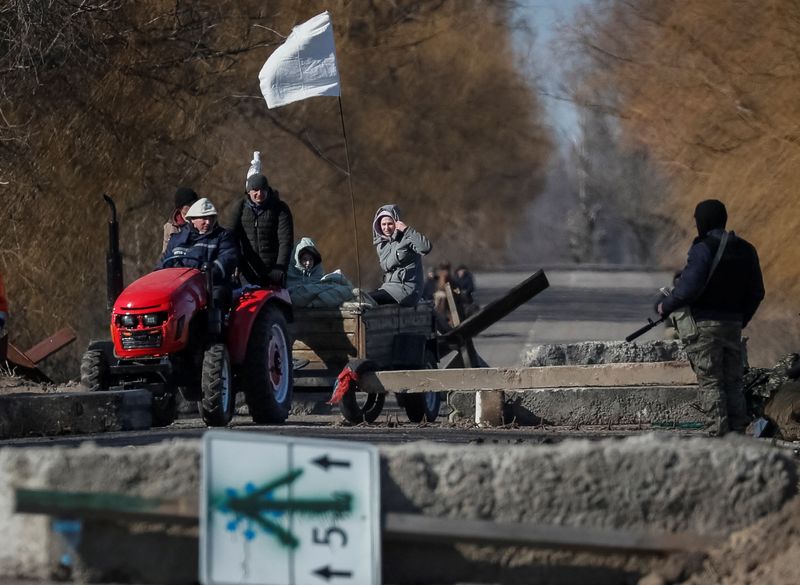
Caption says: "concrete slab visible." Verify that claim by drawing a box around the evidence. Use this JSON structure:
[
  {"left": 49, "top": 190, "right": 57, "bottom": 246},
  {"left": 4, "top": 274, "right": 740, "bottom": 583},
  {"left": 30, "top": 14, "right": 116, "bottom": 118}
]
[
  {"left": 523, "top": 340, "right": 688, "bottom": 367},
  {"left": 0, "top": 435, "right": 795, "bottom": 584},
  {"left": 449, "top": 385, "right": 714, "bottom": 428},
  {"left": 0, "top": 390, "right": 152, "bottom": 439}
]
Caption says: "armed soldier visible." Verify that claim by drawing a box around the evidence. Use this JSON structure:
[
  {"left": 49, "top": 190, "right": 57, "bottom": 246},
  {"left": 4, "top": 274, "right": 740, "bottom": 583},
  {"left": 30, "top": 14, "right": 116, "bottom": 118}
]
[{"left": 657, "top": 199, "right": 765, "bottom": 435}]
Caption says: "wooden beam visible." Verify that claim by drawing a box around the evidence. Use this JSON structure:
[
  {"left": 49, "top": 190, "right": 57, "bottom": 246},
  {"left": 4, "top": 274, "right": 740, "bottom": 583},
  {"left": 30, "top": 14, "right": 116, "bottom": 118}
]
[
  {"left": 24, "top": 327, "right": 77, "bottom": 364},
  {"left": 14, "top": 488, "right": 198, "bottom": 526},
  {"left": 15, "top": 488, "right": 720, "bottom": 555},
  {"left": 358, "top": 362, "right": 696, "bottom": 394},
  {"left": 440, "top": 270, "right": 549, "bottom": 344},
  {"left": 383, "top": 513, "right": 721, "bottom": 554}
]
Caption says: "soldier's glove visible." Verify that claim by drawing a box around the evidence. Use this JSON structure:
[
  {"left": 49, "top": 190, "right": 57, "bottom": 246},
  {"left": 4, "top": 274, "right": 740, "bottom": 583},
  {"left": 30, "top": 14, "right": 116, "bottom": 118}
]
[
  {"left": 653, "top": 287, "right": 671, "bottom": 315},
  {"left": 267, "top": 269, "right": 286, "bottom": 287}
]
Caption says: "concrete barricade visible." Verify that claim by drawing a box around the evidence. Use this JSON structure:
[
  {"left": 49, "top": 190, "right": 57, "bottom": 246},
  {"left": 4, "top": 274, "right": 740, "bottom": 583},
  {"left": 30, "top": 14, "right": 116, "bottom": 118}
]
[{"left": 1, "top": 435, "right": 795, "bottom": 584}]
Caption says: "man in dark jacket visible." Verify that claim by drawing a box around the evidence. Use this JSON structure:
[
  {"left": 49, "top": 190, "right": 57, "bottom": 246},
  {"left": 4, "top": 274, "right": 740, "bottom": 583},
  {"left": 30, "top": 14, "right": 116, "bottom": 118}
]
[
  {"left": 228, "top": 173, "right": 294, "bottom": 288},
  {"left": 160, "top": 197, "right": 238, "bottom": 314},
  {"left": 658, "top": 199, "right": 765, "bottom": 434}
]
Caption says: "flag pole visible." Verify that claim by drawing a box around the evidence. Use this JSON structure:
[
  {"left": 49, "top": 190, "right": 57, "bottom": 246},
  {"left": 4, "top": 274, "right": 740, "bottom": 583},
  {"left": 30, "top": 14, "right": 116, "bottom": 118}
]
[{"left": 337, "top": 95, "right": 363, "bottom": 301}]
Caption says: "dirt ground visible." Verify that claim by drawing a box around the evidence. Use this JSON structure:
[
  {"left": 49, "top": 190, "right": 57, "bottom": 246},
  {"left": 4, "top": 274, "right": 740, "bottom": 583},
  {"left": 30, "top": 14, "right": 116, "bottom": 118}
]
[
  {"left": 0, "top": 372, "right": 76, "bottom": 395},
  {"left": 658, "top": 494, "right": 800, "bottom": 585}
]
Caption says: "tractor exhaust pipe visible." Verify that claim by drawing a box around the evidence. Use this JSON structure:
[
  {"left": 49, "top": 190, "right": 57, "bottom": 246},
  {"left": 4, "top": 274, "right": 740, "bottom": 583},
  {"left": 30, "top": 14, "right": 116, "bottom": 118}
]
[{"left": 103, "top": 194, "right": 124, "bottom": 311}]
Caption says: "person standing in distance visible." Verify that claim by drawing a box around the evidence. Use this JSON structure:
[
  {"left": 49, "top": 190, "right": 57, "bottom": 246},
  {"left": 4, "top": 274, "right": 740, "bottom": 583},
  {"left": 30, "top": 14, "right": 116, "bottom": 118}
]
[
  {"left": 161, "top": 187, "right": 199, "bottom": 254},
  {"left": 228, "top": 173, "right": 293, "bottom": 288},
  {"left": 658, "top": 199, "right": 765, "bottom": 435}
]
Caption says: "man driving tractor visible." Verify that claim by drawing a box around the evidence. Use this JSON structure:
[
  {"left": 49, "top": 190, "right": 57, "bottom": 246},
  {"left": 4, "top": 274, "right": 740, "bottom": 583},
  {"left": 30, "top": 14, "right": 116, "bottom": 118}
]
[{"left": 160, "top": 197, "right": 238, "bottom": 316}]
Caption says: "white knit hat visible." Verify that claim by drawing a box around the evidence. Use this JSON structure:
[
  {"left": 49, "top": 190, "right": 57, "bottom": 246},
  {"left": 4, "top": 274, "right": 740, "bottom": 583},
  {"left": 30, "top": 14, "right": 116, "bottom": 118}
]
[{"left": 185, "top": 197, "right": 218, "bottom": 218}]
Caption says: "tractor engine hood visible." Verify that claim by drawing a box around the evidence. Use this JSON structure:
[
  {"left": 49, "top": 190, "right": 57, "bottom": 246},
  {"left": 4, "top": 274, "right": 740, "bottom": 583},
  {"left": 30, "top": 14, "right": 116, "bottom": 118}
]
[{"left": 114, "top": 268, "right": 206, "bottom": 313}]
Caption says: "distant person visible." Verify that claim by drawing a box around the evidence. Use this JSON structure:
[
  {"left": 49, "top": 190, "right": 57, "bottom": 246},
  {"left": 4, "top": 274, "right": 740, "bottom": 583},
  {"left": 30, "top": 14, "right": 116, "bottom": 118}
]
[
  {"left": 421, "top": 267, "right": 437, "bottom": 301},
  {"left": 228, "top": 173, "right": 293, "bottom": 288},
  {"left": 161, "top": 198, "right": 238, "bottom": 315},
  {"left": 161, "top": 187, "right": 199, "bottom": 254},
  {"left": 657, "top": 199, "right": 764, "bottom": 435},
  {"left": 369, "top": 204, "right": 432, "bottom": 306},
  {"left": 454, "top": 264, "right": 479, "bottom": 317},
  {"left": 0, "top": 271, "right": 8, "bottom": 335},
  {"left": 433, "top": 261, "right": 455, "bottom": 319}
]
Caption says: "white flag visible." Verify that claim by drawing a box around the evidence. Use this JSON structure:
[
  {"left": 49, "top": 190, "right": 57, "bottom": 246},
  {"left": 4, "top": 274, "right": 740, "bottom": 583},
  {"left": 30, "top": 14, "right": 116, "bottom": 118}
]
[{"left": 259, "top": 11, "right": 341, "bottom": 109}]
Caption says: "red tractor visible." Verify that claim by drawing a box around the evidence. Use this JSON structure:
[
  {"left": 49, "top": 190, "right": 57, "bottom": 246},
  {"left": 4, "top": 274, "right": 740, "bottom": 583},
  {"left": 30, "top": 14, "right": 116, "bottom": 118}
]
[{"left": 80, "top": 195, "right": 294, "bottom": 427}]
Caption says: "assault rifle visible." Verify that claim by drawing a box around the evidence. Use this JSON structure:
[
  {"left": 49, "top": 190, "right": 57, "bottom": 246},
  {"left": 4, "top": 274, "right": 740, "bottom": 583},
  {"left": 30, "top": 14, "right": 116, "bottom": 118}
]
[{"left": 625, "top": 316, "right": 666, "bottom": 343}]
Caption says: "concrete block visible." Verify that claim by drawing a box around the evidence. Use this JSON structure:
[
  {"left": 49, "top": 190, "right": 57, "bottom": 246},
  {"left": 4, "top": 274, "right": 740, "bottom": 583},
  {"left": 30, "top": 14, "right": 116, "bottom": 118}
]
[
  {"left": 523, "top": 340, "right": 687, "bottom": 367},
  {"left": 2, "top": 436, "right": 795, "bottom": 584},
  {"left": 0, "top": 390, "right": 151, "bottom": 439},
  {"left": 504, "top": 385, "right": 716, "bottom": 428}
]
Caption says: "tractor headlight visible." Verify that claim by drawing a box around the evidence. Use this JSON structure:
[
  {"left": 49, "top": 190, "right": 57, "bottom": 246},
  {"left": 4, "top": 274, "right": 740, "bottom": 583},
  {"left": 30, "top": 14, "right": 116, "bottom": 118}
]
[
  {"left": 142, "top": 312, "right": 167, "bottom": 327},
  {"left": 119, "top": 314, "right": 138, "bottom": 328}
]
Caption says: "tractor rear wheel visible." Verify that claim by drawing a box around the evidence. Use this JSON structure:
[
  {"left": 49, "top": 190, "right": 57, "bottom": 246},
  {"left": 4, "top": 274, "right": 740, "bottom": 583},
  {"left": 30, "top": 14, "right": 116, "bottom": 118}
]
[
  {"left": 199, "top": 343, "right": 234, "bottom": 427},
  {"left": 80, "top": 350, "right": 109, "bottom": 392},
  {"left": 242, "top": 305, "right": 293, "bottom": 424}
]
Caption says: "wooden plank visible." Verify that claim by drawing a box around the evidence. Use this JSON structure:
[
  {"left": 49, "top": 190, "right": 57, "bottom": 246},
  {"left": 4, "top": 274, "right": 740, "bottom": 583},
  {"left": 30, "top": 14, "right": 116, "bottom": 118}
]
[
  {"left": 289, "top": 318, "right": 357, "bottom": 334},
  {"left": 16, "top": 489, "right": 718, "bottom": 554},
  {"left": 14, "top": 488, "right": 198, "bottom": 526},
  {"left": 24, "top": 327, "right": 77, "bottom": 364},
  {"left": 293, "top": 333, "right": 357, "bottom": 352},
  {"left": 357, "top": 362, "right": 697, "bottom": 394},
  {"left": 383, "top": 513, "right": 721, "bottom": 554},
  {"left": 6, "top": 343, "right": 37, "bottom": 369}
]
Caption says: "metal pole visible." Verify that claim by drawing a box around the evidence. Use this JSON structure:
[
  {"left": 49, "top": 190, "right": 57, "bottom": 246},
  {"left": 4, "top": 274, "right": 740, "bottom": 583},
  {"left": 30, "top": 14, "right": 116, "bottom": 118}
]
[{"left": 337, "top": 96, "right": 362, "bottom": 297}]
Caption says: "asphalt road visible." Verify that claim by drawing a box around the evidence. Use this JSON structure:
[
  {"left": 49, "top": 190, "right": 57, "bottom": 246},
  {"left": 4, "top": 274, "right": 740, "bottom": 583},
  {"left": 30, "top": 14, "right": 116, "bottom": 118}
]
[{"left": 471, "top": 267, "right": 673, "bottom": 367}]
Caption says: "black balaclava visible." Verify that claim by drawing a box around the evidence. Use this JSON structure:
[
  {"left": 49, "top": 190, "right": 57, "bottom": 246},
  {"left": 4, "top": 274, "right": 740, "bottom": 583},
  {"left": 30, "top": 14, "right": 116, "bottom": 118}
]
[{"left": 694, "top": 199, "right": 727, "bottom": 237}]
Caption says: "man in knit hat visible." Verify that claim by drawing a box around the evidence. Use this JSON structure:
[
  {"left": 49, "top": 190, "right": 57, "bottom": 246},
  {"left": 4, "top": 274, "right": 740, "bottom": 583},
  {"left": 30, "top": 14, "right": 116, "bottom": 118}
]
[
  {"left": 657, "top": 199, "right": 765, "bottom": 435},
  {"left": 227, "top": 173, "right": 293, "bottom": 288},
  {"left": 161, "top": 187, "right": 199, "bottom": 254}
]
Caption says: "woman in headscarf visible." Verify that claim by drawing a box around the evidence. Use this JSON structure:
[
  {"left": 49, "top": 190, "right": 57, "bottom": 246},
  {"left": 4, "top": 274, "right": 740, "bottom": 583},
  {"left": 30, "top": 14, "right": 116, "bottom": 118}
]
[{"left": 369, "top": 204, "right": 432, "bottom": 306}]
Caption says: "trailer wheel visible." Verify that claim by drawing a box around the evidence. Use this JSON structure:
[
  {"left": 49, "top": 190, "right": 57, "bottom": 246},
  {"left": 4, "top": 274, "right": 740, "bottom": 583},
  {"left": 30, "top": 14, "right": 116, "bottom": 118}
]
[
  {"left": 242, "top": 305, "right": 293, "bottom": 424},
  {"left": 400, "top": 352, "right": 443, "bottom": 423},
  {"left": 80, "top": 350, "right": 109, "bottom": 392},
  {"left": 200, "top": 343, "right": 234, "bottom": 427},
  {"left": 340, "top": 390, "right": 385, "bottom": 424}
]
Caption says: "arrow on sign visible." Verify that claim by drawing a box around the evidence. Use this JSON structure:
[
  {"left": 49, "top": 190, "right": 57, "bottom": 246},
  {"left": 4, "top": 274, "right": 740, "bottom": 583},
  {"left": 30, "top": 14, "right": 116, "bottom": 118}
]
[
  {"left": 312, "top": 455, "right": 351, "bottom": 470},
  {"left": 313, "top": 565, "right": 353, "bottom": 581}
]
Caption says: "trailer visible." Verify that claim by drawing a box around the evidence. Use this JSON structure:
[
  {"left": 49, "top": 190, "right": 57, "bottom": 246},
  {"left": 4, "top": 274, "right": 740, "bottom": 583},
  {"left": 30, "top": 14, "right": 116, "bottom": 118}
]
[
  {"left": 290, "top": 301, "right": 442, "bottom": 423},
  {"left": 290, "top": 270, "right": 550, "bottom": 424}
]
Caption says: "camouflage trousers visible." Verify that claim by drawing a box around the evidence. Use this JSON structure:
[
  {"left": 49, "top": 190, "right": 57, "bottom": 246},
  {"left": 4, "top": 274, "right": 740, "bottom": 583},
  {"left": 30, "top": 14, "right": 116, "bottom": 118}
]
[{"left": 683, "top": 320, "right": 748, "bottom": 435}]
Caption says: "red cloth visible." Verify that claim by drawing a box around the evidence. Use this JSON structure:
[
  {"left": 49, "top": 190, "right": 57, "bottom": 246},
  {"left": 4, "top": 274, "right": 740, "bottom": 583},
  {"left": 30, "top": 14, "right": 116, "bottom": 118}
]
[{"left": 327, "top": 366, "right": 359, "bottom": 405}]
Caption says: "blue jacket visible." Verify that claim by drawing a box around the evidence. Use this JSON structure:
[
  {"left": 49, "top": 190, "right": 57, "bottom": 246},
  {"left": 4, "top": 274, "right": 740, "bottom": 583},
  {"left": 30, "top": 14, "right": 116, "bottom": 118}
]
[
  {"left": 662, "top": 228, "right": 764, "bottom": 326},
  {"left": 160, "top": 224, "right": 238, "bottom": 284}
]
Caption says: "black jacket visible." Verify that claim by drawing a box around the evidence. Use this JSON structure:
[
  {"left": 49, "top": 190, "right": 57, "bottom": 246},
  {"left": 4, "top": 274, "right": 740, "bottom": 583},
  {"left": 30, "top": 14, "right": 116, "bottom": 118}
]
[
  {"left": 228, "top": 190, "right": 293, "bottom": 287},
  {"left": 662, "top": 229, "right": 764, "bottom": 327}
]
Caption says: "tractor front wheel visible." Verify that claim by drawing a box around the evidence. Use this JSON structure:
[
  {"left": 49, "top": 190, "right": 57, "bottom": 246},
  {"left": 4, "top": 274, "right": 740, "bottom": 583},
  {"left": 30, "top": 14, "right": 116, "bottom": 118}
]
[
  {"left": 242, "top": 305, "right": 293, "bottom": 424},
  {"left": 199, "top": 343, "right": 235, "bottom": 427},
  {"left": 80, "top": 350, "right": 109, "bottom": 392}
]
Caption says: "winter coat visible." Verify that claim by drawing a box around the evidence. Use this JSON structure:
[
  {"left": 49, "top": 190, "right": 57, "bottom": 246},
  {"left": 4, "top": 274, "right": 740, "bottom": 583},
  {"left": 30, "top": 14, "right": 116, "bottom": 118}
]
[
  {"left": 159, "top": 223, "right": 238, "bottom": 285},
  {"left": 286, "top": 237, "right": 324, "bottom": 286},
  {"left": 661, "top": 228, "right": 765, "bottom": 327},
  {"left": 162, "top": 209, "right": 187, "bottom": 254},
  {"left": 372, "top": 204, "right": 432, "bottom": 306},
  {"left": 228, "top": 189, "right": 293, "bottom": 287},
  {"left": 287, "top": 237, "right": 355, "bottom": 308}
]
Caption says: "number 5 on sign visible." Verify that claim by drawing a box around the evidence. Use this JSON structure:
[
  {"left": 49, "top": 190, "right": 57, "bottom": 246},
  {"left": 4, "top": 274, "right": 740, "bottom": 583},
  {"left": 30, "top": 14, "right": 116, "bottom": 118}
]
[{"left": 200, "top": 431, "right": 381, "bottom": 585}]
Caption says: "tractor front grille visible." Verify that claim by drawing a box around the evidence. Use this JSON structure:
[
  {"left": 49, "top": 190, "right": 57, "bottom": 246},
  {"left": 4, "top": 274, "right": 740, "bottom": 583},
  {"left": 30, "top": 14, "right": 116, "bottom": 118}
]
[{"left": 120, "top": 330, "right": 162, "bottom": 350}]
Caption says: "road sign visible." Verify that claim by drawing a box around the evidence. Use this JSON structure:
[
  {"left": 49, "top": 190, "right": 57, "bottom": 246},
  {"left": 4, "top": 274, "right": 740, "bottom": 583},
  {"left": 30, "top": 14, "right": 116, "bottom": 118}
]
[{"left": 200, "top": 430, "right": 381, "bottom": 585}]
